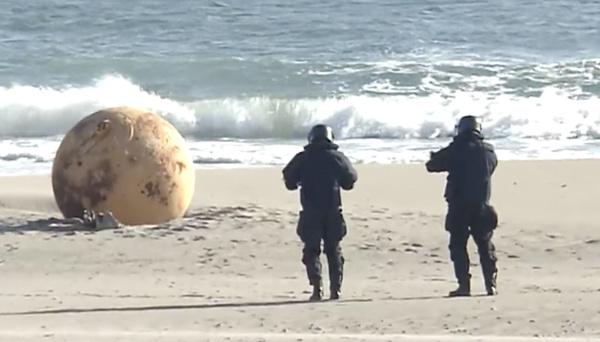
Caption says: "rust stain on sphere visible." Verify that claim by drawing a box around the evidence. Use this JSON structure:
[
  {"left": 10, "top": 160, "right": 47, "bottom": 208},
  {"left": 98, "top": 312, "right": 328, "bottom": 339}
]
[{"left": 52, "top": 107, "right": 195, "bottom": 225}]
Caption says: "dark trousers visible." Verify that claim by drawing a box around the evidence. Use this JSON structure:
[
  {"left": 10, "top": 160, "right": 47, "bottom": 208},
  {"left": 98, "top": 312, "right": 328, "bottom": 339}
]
[
  {"left": 297, "top": 209, "right": 347, "bottom": 289},
  {"left": 446, "top": 203, "right": 497, "bottom": 286}
]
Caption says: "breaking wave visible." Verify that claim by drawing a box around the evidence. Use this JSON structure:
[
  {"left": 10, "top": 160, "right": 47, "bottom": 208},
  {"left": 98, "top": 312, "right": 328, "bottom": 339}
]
[{"left": 1, "top": 74, "right": 600, "bottom": 140}]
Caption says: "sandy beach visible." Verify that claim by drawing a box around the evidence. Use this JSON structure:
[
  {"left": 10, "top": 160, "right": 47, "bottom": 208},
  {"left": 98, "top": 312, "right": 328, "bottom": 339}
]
[{"left": 1, "top": 160, "right": 600, "bottom": 341}]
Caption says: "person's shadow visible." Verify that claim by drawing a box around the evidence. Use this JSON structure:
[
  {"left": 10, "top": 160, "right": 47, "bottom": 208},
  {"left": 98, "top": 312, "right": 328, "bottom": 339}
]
[
  {"left": 0, "top": 293, "right": 482, "bottom": 316},
  {"left": 0, "top": 298, "right": 373, "bottom": 316}
]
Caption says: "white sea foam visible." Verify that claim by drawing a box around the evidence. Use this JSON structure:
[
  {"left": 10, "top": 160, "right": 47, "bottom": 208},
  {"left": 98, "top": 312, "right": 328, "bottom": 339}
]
[
  {"left": 1, "top": 74, "right": 600, "bottom": 140},
  {"left": 1, "top": 74, "right": 600, "bottom": 175}
]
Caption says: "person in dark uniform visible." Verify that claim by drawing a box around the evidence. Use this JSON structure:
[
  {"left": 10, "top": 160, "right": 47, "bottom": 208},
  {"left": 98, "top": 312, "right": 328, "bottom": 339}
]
[
  {"left": 426, "top": 115, "right": 499, "bottom": 297},
  {"left": 282, "top": 124, "right": 358, "bottom": 301}
]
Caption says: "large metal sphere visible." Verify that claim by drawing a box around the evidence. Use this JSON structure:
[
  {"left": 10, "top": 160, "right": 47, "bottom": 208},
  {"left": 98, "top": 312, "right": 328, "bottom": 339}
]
[{"left": 52, "top": 107, "right": 195, "bottom": 225}]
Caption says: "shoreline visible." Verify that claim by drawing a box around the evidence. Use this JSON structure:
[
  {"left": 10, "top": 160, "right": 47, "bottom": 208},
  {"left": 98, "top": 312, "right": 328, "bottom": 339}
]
[{"left": 4, "top": 155, "right": 600, "bottom": 177}]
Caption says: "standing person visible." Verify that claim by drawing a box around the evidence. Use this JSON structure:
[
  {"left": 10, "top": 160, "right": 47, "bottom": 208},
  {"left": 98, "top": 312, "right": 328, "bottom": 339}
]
[
  {"left": 283, "top": 124, "right": 358, "bottom": 301},
  {"left": 426, "top": 116, "right": 499, "bottom": 297}
]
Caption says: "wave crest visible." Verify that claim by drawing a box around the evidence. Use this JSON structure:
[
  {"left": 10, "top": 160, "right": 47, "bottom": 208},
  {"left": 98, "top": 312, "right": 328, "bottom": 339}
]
[{"left": 1, "top": 74, "right": 600, "bottom": 140}]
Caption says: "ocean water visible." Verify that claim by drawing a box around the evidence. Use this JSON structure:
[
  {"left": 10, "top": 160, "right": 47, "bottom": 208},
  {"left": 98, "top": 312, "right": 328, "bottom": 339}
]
[{"left": 1, "top": 0, "right": 600, "bottom": 175}]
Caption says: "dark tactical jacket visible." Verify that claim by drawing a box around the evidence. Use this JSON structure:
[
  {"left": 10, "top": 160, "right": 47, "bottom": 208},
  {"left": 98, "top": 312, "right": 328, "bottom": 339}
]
[
  {"left": 283, "top": 141, "right": 357, "bottom": 211},
  {"left": 426, "top": 132, "right": 497, "bottom": 206}
]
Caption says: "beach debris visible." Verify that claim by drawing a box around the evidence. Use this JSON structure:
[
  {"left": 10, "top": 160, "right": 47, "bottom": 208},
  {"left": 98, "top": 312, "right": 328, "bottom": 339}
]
[
  {"left": 82, "top": 209, "right": 122, "bottom": 229},
  {"left": 25, "top": 210, "right": 122, "bottom": 231}
]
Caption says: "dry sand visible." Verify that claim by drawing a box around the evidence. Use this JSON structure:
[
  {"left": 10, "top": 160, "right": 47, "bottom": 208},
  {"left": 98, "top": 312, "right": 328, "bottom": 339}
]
[{"left": 1, "top": 160, "right": 600, "bottom": 341}]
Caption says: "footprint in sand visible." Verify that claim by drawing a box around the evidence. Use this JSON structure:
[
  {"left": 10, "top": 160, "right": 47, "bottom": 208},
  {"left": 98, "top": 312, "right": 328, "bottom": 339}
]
[
  {"left": 358, "top": 243, "right": 377, "bottom": 250},
  {"left": 4, "top": 244, "right": 18, "bottom": 252}
]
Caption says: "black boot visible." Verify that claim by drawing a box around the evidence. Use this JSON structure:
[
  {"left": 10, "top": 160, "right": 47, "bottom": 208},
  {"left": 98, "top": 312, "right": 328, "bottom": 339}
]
[
  {"left": 309, "top": 285, "right": 323, "bottom": 302},
  {"left": 485, "top": 271, "right": 498, "bottom": 296},
  {"left": 329, "top": 284, "right": 341, "bottom": 300},
  {"left": 448, "top": 279, "right": 471, "bottom": 297},
  {"left": 329, "top": 272, "right": 342, "bottom": 300},
  {"left": 325, "top": 244, "right": 344, "bottom": 301}
]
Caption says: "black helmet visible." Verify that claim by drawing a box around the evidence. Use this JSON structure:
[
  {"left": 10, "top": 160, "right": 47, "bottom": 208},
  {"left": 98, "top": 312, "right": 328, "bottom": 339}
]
[
  {"left": 307, "top": 124, "right": 334, "bottom": 143},
  {"left": 456, "top": 115, "right": 482, "bottom": 135}
]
